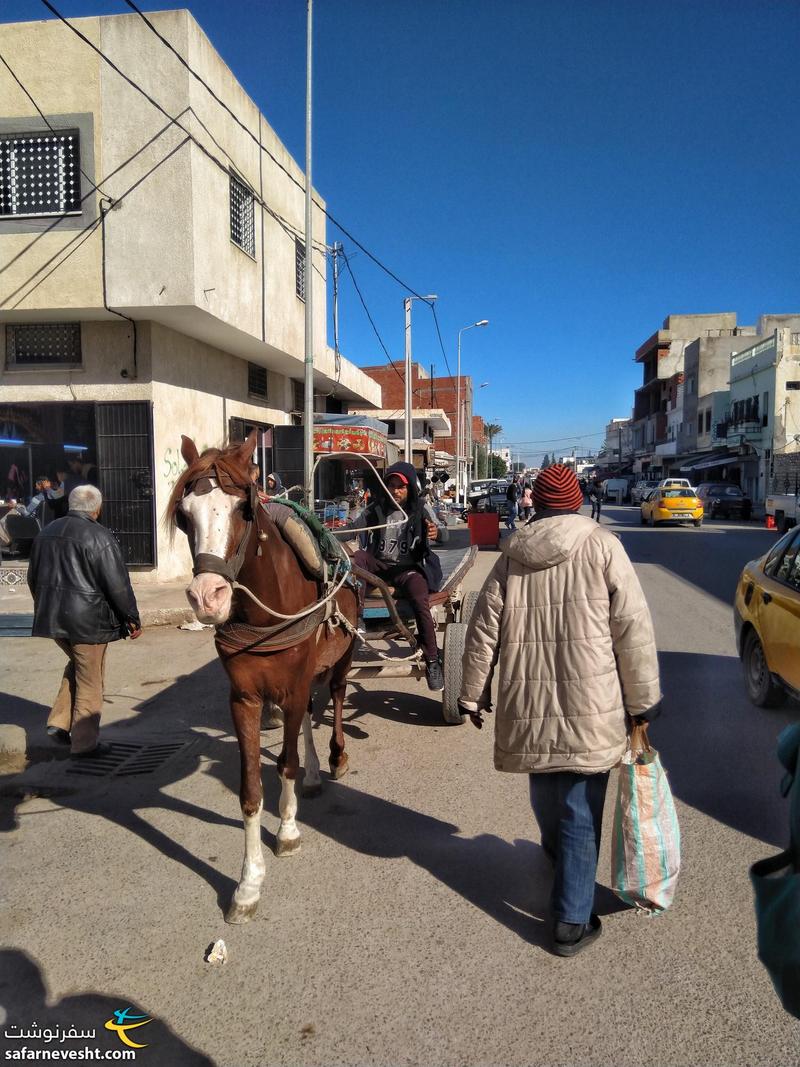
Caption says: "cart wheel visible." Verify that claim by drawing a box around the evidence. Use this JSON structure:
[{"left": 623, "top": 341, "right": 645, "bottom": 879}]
[
  {"left": 460, "top": 590, "right": 480, "bottom": 625},
  {"left": 442, "top": 622, "right": 467, "bottom": 724}
]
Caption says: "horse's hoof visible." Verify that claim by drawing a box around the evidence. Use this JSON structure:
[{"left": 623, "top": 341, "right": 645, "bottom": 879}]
[
  {"left": 302, "top": 783, "right": 322, "bottom": 799},
  {"left": 225, "top": 898, "right": 259, "bottom": 924},
  {"left": 262, "top": 715, "right": 283, "bottom": 731},
  {"left": 276, "top": 836, "right": 302, "bottom": 857},
  {"left": 330, "top": 754, "right": 350, "bottom": 780}
]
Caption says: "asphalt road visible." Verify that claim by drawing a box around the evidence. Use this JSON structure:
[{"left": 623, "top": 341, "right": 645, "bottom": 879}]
[{"left": 1, "top": 506, "right": 798, "bottom": 1067}]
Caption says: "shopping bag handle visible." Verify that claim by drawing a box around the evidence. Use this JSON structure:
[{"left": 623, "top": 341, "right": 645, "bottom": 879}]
[{"left": 629, "top": 721, "right": 653, "bottom": 758}]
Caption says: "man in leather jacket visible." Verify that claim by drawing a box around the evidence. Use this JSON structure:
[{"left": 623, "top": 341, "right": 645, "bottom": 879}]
[{"left": 27, "top": 485, "right": 141, "bottom": 758}]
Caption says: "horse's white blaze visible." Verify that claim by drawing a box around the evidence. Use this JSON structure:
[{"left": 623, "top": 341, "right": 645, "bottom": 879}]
[
  {"left": 302, "top": 712, "right": 321, "bottom": 790},
  {"left": 232, "top": 801, "right": 266, "bottom": 907},
  {"left": 277, "top": 772, "right": 300, "bottom": 843},
  {"left": 182, "top": 481, "right": 239, "bottom": 622}
]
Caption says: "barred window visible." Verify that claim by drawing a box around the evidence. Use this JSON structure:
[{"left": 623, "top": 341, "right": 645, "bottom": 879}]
[
  {"left": 6, "top": 323, "right": 82, "bottom": 367},
  {"left": 0, "top": 131, "right": 81, "bottom": 217},
  {"left": 247, "top": 362, "right": 268, "bottom": 400},
  {"left": 229, "top": 173, "right": 255, "bottom": 257},
  {"left": 295, "top": 238, "right": 306, "bottom": 301}
]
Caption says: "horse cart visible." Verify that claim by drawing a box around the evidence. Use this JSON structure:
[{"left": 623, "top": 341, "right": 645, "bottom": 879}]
[{"left": 350, "top": 543, "right": 480, "bottom": 724}]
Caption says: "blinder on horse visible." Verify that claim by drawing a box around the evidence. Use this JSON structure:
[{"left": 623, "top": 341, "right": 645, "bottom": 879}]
[{"left": 179, "top": 461, "right": 259, "bottom": 584}]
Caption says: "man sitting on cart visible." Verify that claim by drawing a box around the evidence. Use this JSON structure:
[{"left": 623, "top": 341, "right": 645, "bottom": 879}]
[{"left": 336, "top": 461, "right": 448, "bottom": 692}]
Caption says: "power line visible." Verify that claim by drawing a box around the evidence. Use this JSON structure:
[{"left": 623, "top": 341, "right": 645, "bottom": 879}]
[
  {"left": 429, "top": 303, "right": 455, "bottom": 379},
  {"left": 500, "top": 431, "right": 607, "bottom": 445},
  {"left": 340, "top": 250, "right": 404, "bottom": 383}
]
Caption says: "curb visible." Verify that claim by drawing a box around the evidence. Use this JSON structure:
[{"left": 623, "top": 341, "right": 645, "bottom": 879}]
[{"left": 140, "top": 606, "right": 197, "bottom": 628}]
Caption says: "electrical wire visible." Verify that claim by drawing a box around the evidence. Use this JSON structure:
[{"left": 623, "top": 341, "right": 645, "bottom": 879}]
[
  {"left": 429, "top": 303, "right": 455, "bottom": 379},
  {"left": 340, "top": 250, "right": 404, "bottom": 384}
]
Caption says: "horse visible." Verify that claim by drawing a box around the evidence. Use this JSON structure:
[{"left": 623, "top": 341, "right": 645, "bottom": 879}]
[{"left": 167, "top": 431, "right": 359, "bottom": 924}]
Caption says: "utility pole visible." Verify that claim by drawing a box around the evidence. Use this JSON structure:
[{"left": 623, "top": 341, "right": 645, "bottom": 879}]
[
  {"left": 331, "top": 241, "right": 341, "bottom": 389},
  {"left": 404, "top": 298, "right": 412, "bottom": 464},
  {"left": 303, "top": 0, "right": 314, "bottom": 506}
]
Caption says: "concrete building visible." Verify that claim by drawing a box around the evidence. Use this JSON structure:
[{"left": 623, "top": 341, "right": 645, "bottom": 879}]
[
  {"left": 723, "top": 323, "right": 800, "bottom": 503},
  {"left": 0, "top": 10, "right": 379, "bottom": 579},
  {"left": 678, "top": 327, "right": 757, "bottom": 457},
  {"left": 600, "top": 417, "right": 633, "bottom": 466}
]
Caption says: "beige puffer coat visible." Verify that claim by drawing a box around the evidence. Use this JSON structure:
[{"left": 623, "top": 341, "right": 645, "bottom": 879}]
[{"left": 459, "top": 514, "right": 661, "bottom": 774}]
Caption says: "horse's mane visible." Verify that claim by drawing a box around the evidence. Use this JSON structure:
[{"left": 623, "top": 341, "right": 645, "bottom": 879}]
[{"left": 163, "top": 441, "right": 256, "bottom": 538}]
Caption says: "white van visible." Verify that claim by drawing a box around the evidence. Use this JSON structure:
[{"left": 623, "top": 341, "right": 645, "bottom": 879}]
[
  {"left": 659, "top": 478, "right": 695, "bottom": 492},
  {"left": 602, "top": 478, "right": 629, "bottom": 504}
]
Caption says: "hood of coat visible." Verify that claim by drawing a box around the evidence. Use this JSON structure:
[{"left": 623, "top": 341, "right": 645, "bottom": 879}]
[
  {"left": 502, "top": 513, "right": 600, "bottom": 570},
  {"left": 383, "top": 461, "right": 421, "bottom": 507}
]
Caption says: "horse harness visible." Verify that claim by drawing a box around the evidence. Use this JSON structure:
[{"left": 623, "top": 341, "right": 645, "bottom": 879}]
[{"left": 181, "top": 458, "right": 356, "bottom": 656}]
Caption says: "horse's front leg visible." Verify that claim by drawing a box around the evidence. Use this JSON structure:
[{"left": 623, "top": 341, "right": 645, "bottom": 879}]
[
  {"left": 301, "top": 700, "right": 322, "bottom": 798},
  {"left": 276, "top": 695, "right": 306, "bottom": 857},
  {"left": 225, "top": 688, "right": 266, "bottom": 925}
]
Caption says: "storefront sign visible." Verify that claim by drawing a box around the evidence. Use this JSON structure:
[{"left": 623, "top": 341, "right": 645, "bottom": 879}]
[{"left": 313, "top": 425, "right": 386, "bottom": 459}]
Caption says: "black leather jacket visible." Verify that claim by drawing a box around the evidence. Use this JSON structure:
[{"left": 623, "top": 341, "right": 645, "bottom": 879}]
[{"left": 27, "top": 512, "right": 140, "bottom": 644}]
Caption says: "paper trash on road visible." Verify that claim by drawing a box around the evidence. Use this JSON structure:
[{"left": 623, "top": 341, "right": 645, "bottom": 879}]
[
  {"left": 179, "top": 619, "right": 213, "bottom": 631},
  {"left": 205, "top": 939, "right": 228, "bottom": 964}
]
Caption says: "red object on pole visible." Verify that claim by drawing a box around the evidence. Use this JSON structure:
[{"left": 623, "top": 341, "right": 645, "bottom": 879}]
[
  {"left": 468, "top": 511, "right": 500, "bottom": 547},
  {"left": 765, "top": 515, "right": 776, "bottom": 530}
]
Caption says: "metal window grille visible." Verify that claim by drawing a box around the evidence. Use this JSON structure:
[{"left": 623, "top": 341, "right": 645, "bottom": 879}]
[
  {"left": 0, "top": 131, "right": 81, "bottom": 217},
  {"left": 6, "top": 323, "right": 82, "bottom": 366},
  {"left": 295, "top": 238, "right": 306, "bottom": 300},
  {"left": 248, "top": 362, "right": 268, "bottom": 400},
  {"left": 229, "top": 173, "right": 255, "bottom": 256}
]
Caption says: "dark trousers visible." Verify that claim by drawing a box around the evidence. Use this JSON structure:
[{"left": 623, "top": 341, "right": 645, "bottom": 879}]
[
  {"left": 591, "top": 498, "right": 602, "bottom": 521},
  {"left": 529, "top": 770, "right": 610, "bottom": 924},
  {"left": 352, "top": 550, "right": 438, "bottom": 659}
]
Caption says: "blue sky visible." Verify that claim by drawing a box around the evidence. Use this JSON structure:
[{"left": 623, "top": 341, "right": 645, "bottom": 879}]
[{"left": 3, "top": 0, "right": 799, "bottom": 463}]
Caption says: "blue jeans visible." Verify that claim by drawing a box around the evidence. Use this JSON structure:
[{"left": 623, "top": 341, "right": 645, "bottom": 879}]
[
  {"left": 505, "top": 502, "right": 518, "bottom": 530},
  {"left": 529, "top": 771, "right": 610, "bottom": 924}
]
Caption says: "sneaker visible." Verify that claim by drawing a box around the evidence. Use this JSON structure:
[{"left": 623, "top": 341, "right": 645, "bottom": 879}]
[
  {"left": 46, "top": 726, "right": 71, "bottom": 746},
  {"left": 553, "top": 914, "right": 602, "bottom": 957},
  {"left": 425, "top": 656, "right": 444, "bottom": 692}
]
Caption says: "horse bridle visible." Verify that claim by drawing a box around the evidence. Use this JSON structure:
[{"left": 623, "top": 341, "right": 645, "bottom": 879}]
[{"left": 179, "top": 468, "right": 259, "bottom": 585}]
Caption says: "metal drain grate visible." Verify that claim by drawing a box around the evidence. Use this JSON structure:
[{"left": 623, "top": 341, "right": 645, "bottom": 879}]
[{"left": 67, "top": 740, "right": 188, "bottom": 778}]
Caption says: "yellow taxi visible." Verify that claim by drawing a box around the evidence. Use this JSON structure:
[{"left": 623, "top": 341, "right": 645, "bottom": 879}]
[
  {"left": 735, "top": 527, "right": 800, "bottom": 706},
  {"left": 640, "top": 487, "right": 704, "bottom": 528}
]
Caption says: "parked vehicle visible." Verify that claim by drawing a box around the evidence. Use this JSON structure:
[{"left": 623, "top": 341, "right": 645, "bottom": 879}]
[
  {"left": 696, "top": 482, "right": 752, "bottom": 520},
  {"left": 602, "top": 478, "right": 629, "bottom": 504},
  {"left": 469, "top": 488, "right": 511, "bottom": 520},
  {"left": 631, "top": 480, "right": 661, "bottom": 505},
  {"left": 640, "top": 487, "right": 704, "bottom": 527},
  {"left": 734, "top": 526, "right": 800, "bottom": 706},
  {"left": 659, "top": 478, "right": 696, "bottom": 492},
  {"left": 765, "top": 455, "right": 800, "bottom": 532}
]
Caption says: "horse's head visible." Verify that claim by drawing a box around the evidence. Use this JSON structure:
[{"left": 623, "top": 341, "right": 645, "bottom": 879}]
[{"left": 169, "top": 431, "right": 259, "bottom": 625}]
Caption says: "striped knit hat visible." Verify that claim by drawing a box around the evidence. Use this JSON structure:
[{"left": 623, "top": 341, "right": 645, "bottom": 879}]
[{"left": 532, "top": 464, "right": 584, "bottom": 513}]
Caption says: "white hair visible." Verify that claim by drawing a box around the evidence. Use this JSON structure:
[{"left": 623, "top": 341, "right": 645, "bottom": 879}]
[{"left": 69, "top": 485, "right": 102, "bottom": 513}]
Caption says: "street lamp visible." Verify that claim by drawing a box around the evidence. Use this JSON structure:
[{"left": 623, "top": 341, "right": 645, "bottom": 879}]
[
  {"left": 456, "top": 318, "right": 489, "bottom": 503},
  {"left": 404, "top": 294, "right": 438, "bottom": 465}
]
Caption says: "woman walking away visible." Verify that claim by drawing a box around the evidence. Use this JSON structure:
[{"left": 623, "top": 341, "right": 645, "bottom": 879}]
[
  {"left": 458, "top": 463, "right": 661, "bottom": 957},
  {"left": 520, "top": 481, "right": 534, "bottom": 522}
]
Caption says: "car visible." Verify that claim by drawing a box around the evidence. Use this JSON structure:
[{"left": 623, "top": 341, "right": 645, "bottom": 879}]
[
  {"left": 734, "top": 526, "right": 800, "bottom": 706},
  {"left": 696, "top": 482, "right": 752, "bottom": 520},
  {"left": 640, "top": 486, "right": 704, "bottom": 527},
  {"left": 659, "top": 478, "right": 695, "bottom": 492},
  {"left": 630, "top": 480, "right": 661, "bottom": 505},
  {"left": 470, "top": 488, "right": 512, "bottom": 520}
]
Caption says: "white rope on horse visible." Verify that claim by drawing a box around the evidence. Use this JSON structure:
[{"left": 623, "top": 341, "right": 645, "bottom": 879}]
[{"left": 231, "top": 563, "right": 352, "bottom": 623}]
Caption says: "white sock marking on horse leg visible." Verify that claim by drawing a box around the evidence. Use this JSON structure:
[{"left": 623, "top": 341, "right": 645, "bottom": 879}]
[
  {"left": 277, "top": 772, "right": 300, "bottom": 843},
  {"left": 302, "top": 712, "right": 321, "bottom": 790},
  {"left": 232, "top": 801, "right": 266, "bottom": 907}
]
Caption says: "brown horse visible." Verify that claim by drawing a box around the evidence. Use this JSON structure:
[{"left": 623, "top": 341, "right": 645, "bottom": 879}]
[{"left": 167, "top": 431, "right": 358, "bottom": 924}]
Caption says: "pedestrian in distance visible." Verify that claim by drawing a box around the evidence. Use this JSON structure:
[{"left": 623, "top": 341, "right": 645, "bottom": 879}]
[
  {"left": 589, "top": 475, "right": 603, "bottom": 522},
  {"left": 504, "top": 475, "right": 521, "bottom": 532},
  {"left": 27, "top": 485, "right": 142, "bottom": 758},
  {"left": 458, "top": 463, "right": 661, "bottom": 957},
  {"left": 520, "top": 481, "right": 534, "bottom": 522}
]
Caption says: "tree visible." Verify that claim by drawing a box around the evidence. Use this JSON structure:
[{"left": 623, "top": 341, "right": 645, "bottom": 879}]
[
  {"left": 474, "top": 443, "right": 488, "bottom": 479},
  {"left": 483, "top": 422, "right": 503, "bottom": 475},
  {"left": 489, "top": 454, "right": 508, "bottom": 478},
  {"left": 541, "top": 453, "right": 551, "bottom": 469}
]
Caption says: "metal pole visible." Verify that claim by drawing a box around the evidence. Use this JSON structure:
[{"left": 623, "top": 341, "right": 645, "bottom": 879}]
[
  {"left": 404, "top": 297, "right": 412, "bottom": 464},
  {"left": 456, "top": 332, "right": 462, "bottom": 504},
  {"left": 303, "top": 0, "right": 314, "bottom": 507}
]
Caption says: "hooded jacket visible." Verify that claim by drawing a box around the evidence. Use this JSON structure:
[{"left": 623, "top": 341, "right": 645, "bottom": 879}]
[{"left": 459, "top": 513, "right": 661, "bottom": 774}]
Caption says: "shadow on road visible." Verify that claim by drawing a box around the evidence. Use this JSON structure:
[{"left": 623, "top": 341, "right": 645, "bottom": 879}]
[
  {"left": 0, "top": 949, "right": 213, "bottom": 1066},
  {"left": 657, "top": 649, "right": 796, "bottom": 848}
]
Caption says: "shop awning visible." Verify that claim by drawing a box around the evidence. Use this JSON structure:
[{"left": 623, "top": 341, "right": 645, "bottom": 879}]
[{"left": 680, "top": 451, "right": 741, "bottom": 472}]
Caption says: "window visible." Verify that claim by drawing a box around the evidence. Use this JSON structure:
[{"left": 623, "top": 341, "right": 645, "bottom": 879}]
[
  {"left": 765, "top": 529, "right": 800, "bottom": 577},
  {"left": 0, "top": 130, "right": 81, "bottom": 217},
  {"left": 6, "top": 323, "right": 81, "bottom": 367},
  {"left": 763, "top": 391, "right": 770, "bottom": 427},
  {"left": 787, "top": 382, "right": 800, "bottom": 390},
  {"left": 385, "top": 420, "right": 396, "bottom": 435},
  {"left": 295, "top": 238, "right": 306, "bottom": 301},
  {"left": 247, "top": 362, "right": 267, "bottom": 400},
  {"left": 705, "top": 410, "right": 712, "bottom": 433},
  {"left": 229, "top": 173, "right": 255, "bottom": 257},
  {"left": 292, "top": 379, "right": 304, "bottom": 413}
]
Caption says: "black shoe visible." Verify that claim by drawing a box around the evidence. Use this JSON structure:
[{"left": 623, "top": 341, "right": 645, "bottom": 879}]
[
  {"left": 46, "top": 726, "right": 71, "bottom": 746},
  {"left": 553, "top": 914, "right": 602, "bottom": 957},
  {"left": 71, "top": 741, "right": 113, "bottom": 760},
  {"left": 425, "top": 656, "right": 444, "bottom": 692}
]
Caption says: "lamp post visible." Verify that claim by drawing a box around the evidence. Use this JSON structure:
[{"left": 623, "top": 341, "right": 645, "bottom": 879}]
[
  {"left": 456, "top": 319, "right": 489, "bottom": 503},
  {"left": 404, "top": 294, "right": 437, "bottom": 467}
]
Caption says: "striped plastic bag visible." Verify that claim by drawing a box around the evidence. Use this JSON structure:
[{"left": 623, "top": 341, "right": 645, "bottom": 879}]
[{"left": 611, "top": 723, "right": 681, "bottom": 914}]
